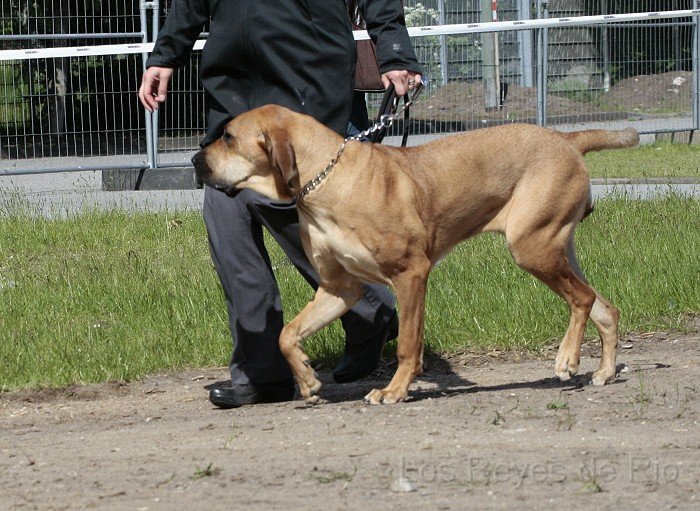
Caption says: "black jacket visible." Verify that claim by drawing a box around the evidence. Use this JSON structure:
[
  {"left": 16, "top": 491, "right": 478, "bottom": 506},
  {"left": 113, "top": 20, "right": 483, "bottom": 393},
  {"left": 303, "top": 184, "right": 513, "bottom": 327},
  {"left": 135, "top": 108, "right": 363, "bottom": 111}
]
[{"left": 146, "top": 0, "right": 420, "bottom": 140}]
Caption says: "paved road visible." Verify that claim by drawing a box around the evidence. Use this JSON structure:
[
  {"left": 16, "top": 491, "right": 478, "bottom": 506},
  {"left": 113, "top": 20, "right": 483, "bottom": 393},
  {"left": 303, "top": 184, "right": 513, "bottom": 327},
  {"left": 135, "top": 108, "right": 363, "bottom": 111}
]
[{"left": 0, "top": 170, "right": 195, "bottom": 217}]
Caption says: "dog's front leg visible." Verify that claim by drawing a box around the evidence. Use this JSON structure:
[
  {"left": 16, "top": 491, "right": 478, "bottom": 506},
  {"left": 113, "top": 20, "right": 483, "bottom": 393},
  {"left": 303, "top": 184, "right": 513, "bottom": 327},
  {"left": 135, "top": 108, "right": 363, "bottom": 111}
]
[
  {"left": 365, "top": 266, "right": 429, "bottom": 405},
  {"left": 279, "top": 281, "right": 363, "bottom": 404}
]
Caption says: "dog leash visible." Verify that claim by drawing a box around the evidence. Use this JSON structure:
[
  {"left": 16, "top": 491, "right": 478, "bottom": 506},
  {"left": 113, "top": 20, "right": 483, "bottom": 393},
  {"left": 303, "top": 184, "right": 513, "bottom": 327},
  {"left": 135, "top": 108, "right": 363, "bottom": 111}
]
[
  {"left": 294, "top": 82, "right": 423, "bottom": 201},
  {"left": 363, "top": 82, "right": 424, "bottom": 145},
  {"left": 368, "top": 82, "right": 421, "bottom": 146}
]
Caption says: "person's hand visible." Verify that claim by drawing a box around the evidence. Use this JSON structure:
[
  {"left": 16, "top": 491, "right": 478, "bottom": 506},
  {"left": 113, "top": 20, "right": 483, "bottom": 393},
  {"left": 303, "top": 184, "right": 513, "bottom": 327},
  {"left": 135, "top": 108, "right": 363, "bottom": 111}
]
[
  {"left": 381, "top": 70, "right": 422, "bottom": 97},
  {"left": 138, "top": 66, "right": 174, "bottom": 112}
]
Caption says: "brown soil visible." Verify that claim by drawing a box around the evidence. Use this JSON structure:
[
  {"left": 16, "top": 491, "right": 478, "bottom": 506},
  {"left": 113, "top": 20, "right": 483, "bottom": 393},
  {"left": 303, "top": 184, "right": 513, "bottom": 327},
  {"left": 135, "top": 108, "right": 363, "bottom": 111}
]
[
  {"left": 410, "top": 71, "right": 694, "bottom": 122},
  {"left": 2, "top": 329, "right": 699, "bottom": 510},
  {"left": 603, "top": 71, "right": 694, "bottom": 113}
]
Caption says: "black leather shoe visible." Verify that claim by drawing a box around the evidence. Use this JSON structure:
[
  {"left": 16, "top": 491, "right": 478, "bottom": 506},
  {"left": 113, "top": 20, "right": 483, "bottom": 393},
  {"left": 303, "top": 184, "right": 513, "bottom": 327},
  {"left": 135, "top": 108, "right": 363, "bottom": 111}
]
[
  {"left": 333, "top": 310, "right": 399, "bottom": 383},
  {"left": 209, "top": 378, "right": 295, "bottom": 409}
]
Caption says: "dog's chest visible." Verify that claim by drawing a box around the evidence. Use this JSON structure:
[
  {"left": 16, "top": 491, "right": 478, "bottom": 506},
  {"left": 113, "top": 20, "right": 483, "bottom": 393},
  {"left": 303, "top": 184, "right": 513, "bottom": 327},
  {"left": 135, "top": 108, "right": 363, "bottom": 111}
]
[{"left": 305, "top": 213, "right": 389, "bottom": 284}]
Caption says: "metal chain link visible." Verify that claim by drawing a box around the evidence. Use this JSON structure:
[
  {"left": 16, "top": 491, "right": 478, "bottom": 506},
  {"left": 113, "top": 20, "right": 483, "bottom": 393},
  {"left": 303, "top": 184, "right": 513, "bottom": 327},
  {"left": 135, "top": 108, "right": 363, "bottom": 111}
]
[
  {"left": 348, "top": 83, "right": 424, "bottom": 142},
  {"left": 348, "top": 112, "right": 398, "bottom": 142},
  {"left": 295, "top": 84, "right": 424, "bottom": 201},
  {"left": 295, "top": 140, "right": 348, "bottom": 200}
]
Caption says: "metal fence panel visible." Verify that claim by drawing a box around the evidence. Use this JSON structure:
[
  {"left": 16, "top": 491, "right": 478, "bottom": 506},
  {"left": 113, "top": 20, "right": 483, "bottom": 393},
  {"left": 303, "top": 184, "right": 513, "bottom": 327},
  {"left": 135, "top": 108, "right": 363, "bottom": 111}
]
[
  {"left": 1, "top": 1, "right": 698, "bottom": 175},
  {"left": 542, "top": 0, "right": 697, "bottom": 133},
  {"left": 370, "top": 1, "right": 698, "bottom": 138},
  {"left": 0, "top": 0, "right": 147, "bottom": 171}
]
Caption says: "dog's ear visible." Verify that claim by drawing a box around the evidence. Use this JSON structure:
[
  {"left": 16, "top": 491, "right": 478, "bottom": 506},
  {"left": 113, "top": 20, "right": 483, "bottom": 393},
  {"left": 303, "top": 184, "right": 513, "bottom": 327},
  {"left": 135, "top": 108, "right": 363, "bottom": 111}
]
[{"left": 262, "top": 128, "right": 298, "bottom": 191}]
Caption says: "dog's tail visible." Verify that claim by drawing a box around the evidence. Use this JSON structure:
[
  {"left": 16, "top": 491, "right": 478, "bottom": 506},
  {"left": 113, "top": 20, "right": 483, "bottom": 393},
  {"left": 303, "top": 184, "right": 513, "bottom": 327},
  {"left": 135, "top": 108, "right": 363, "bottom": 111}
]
[{"left": 563, "top": 127, "right": 639, "bottom": 155}]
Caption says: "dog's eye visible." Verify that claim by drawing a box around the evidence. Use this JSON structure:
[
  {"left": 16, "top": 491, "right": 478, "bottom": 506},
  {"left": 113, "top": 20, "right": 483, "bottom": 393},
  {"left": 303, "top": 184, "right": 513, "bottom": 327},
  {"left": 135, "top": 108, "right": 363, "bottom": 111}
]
[{"left": 223, "top": 132, "right": 235, "bottom": 143}]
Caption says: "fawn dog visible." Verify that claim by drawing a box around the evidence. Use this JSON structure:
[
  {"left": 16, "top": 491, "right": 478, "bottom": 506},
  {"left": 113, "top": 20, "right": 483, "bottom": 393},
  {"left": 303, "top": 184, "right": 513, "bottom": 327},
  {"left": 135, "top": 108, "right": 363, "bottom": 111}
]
[{"left": 193, "top": 105, "right": 638, "bottom": 405}]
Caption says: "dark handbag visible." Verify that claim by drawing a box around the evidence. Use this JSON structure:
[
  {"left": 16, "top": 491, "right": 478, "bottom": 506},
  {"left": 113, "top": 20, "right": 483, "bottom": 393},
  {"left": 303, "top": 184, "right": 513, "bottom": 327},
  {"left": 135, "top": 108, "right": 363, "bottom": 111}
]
[{"left": 348, "top": 2, "right": 385, "bottom": 92}]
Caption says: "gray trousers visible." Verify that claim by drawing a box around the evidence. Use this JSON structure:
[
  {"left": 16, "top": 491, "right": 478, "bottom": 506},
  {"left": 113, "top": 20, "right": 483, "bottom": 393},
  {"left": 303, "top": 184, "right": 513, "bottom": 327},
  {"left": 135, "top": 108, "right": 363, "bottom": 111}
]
[{"left": 203, "top": 186, "right": 395, "bottom": 385}]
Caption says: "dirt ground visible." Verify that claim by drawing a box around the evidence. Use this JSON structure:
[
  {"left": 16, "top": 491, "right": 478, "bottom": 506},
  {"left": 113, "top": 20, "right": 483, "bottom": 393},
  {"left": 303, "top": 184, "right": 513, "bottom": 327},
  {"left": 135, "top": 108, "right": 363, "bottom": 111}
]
[
  {"left": 2, "top": 326, "right": 698, "bottom": 511},
  {"left": 409, "top": 71, "right": 693, "bottom": 122}
]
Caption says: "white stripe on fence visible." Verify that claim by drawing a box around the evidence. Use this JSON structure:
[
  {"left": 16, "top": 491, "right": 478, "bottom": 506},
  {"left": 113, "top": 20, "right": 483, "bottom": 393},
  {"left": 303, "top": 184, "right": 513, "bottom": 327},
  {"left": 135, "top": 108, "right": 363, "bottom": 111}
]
[{"left": 1, "top": 9, "right": 698, "bottom": 61}]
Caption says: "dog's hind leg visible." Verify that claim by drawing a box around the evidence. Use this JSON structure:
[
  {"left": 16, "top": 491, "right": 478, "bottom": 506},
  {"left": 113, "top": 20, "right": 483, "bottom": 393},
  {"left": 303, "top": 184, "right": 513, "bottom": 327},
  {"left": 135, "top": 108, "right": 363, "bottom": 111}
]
[
  {"left": 507, "top": 226, "right": 596, "bottom": 382},
  {"left": 279, "top": 277, "right": 363, "bottom": 404},
  {"left": 564, "top": 237, "right": 620, "bottom": 385},
  {"left": 589, "top": 293, "right": 620, "bottom": 385},
  {"left": 365, "top": 259, "right": 430, "bottom": 405}
]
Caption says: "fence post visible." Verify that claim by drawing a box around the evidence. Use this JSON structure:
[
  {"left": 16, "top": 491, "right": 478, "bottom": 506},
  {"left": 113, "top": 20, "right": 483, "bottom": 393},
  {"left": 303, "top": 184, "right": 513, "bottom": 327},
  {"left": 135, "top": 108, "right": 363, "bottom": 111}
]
[
  {"left": 140, "top": 0, "right": 156, "bottom": 169},
  {"left": 600, "top": 0, "right": 610, "bottom": 92},
  {"left": 517, "top": 0, "right": 534, "bottom": 87},
  {"left": 150, "top": 1, "right": 160, "bottom": 166},
  {"left": 536, "top": 0, "right": 549, "bottom": 126},
  {"left": 694, "top": 0, "right": 700, "bottom": 132},
  {"left": 481, "top": 0, "right": 500, "bottom": 111},
  {"left": 437, "top": 0, "right": 448, "bottom": 86}
]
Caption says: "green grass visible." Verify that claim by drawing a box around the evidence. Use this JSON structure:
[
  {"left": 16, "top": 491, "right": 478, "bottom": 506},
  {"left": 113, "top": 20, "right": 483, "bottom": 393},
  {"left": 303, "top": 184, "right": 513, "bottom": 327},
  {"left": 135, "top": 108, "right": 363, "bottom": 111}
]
[
  {"left": 0, "top": 208, "right": 231, "bottom": 389},
  {"left": 585, "top": 141, "right": 700, "bottom": 179},
  {"left": 0, "top": 194, "right": 698, "bottom": 391},
  {"left": 0, "top": 63, "right": 30, "bottom": 128},
  {"left": 424, "top": 194, "right": 699, "bottom": 351}
]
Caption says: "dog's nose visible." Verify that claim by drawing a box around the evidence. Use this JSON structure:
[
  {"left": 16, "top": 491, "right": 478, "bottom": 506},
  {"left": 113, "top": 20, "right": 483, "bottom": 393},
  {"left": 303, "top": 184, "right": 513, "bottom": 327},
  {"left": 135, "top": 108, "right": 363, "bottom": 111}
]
[
  {"left": 193, "top": 171, "right": 204, "bottom": 189},
  {"left": 192, "top": 151, "right": 207, "bottom": 188}
]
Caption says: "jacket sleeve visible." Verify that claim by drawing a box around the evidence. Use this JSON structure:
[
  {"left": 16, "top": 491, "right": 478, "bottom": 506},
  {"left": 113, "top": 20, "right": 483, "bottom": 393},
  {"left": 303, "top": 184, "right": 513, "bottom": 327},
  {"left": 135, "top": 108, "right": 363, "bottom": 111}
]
[
  {"left": 145, "top": 0, "right": 210, "bottom": 68},
  {"left": 357, "top": 0, "right": 421, "bottom": 75}
]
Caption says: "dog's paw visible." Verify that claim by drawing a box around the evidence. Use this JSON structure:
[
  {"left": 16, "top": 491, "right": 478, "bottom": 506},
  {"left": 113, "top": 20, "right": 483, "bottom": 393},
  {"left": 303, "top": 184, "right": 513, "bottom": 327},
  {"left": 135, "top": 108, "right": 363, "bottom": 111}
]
[
  {"left": 304, "top": 394, "right": 320, "bottom": 405},
  {"left": 591, "top": 369, "right": 615, "bottom": 386},
  {"left": 555, "top": 355, "right": 580, "bottom": 381},
  {"left": 298, "top": 375, "right": 322, "bottom": 403},
  {"left": 555, "top": 370, "right": 571, "bottom": 382},
  {"left": 555, "top": 363, "right": 579, "bottom": 381},
  {"left": 363, "top": 388, "right": 405, "bottom": 405}
]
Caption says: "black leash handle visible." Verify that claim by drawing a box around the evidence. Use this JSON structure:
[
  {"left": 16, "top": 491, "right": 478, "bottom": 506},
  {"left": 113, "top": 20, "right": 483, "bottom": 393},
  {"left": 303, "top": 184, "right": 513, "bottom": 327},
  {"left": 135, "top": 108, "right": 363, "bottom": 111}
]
[{"left": 369, "top": 83, "right": 412, "bottom": 147}]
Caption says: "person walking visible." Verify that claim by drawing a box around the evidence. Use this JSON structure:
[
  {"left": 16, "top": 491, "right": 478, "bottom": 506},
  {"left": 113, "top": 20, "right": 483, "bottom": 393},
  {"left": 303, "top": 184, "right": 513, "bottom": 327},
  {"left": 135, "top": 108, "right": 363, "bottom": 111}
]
[{"left": 139, "top": 0, "right": 422, "bottom": 408}]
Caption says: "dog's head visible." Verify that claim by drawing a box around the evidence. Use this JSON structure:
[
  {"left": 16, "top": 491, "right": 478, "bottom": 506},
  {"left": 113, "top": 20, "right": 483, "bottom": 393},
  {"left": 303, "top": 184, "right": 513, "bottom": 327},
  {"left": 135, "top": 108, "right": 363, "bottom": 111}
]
[{"left": 193, "top": 105, "right": 301, "bottom": 201}]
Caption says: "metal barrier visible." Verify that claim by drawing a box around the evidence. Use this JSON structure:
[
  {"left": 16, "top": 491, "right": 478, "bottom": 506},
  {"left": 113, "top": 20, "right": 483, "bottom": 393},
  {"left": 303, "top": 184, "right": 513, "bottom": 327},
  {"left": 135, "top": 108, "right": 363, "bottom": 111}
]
[{"left": 1, "top": 1, "right": 699, "bottom": 176}]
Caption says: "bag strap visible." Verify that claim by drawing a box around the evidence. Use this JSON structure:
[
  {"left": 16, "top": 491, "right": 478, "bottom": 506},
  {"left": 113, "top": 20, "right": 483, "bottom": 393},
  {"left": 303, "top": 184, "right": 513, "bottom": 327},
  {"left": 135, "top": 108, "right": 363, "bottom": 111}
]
[{"left": 347, "top": 0, "right": 361, "bottom": 28}]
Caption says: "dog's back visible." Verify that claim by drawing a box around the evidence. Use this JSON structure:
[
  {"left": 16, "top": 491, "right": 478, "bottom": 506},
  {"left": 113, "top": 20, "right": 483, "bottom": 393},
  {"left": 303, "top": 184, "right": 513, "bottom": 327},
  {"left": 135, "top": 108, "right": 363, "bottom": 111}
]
[{"left": 378, "top": 123, "right": 639, "bottom": 260}]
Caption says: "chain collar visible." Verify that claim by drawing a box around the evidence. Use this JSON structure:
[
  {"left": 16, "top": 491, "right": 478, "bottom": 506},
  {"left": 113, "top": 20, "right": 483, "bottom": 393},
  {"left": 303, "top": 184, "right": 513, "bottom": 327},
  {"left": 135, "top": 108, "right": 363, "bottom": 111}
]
[
  {"left": 294, "top": 83, "right": 423, "bottom": 202},
  {"left": 294, "top": 140, "right": 348, "bottom": 201}
]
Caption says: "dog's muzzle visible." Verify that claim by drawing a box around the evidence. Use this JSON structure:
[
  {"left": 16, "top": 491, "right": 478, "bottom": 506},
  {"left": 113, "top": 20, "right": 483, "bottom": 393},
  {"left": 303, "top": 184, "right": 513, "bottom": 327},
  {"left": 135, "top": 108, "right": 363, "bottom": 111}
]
[
  {"left": 191, "top": 150, "right": 238, "bottom": 195},
  {"left": 192, "top": 151, "right": 208, "bottom": 188}
]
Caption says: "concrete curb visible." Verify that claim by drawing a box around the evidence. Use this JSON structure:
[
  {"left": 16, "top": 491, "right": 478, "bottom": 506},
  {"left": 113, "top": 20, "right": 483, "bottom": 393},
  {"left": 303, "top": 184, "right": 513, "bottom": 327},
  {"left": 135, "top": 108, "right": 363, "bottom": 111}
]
[
  {"left": 102, "top": 169, "right": 700, "bottom": 192},
  {"left": 590, "top": 177, "right": 700, "bottom": 185},
  {"left": 102, "top": 167, "right": 198, "bottom": 191},
  {"left": 102, "top": 168, "right": 700, "bottom": 192}
]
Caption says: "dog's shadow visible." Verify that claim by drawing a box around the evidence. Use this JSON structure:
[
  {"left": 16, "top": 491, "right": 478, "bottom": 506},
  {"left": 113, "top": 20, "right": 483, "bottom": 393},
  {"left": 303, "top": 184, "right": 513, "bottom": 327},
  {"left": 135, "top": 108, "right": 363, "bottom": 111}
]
[
  {"left": 312, "top": 349, "right": 473, "bottom": 404},
  {"left": 206, "top": 358, "right": 663, "bottom": 406},
  {"left": 316, "top": 357, "right": 643, "bottom": 404}
]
